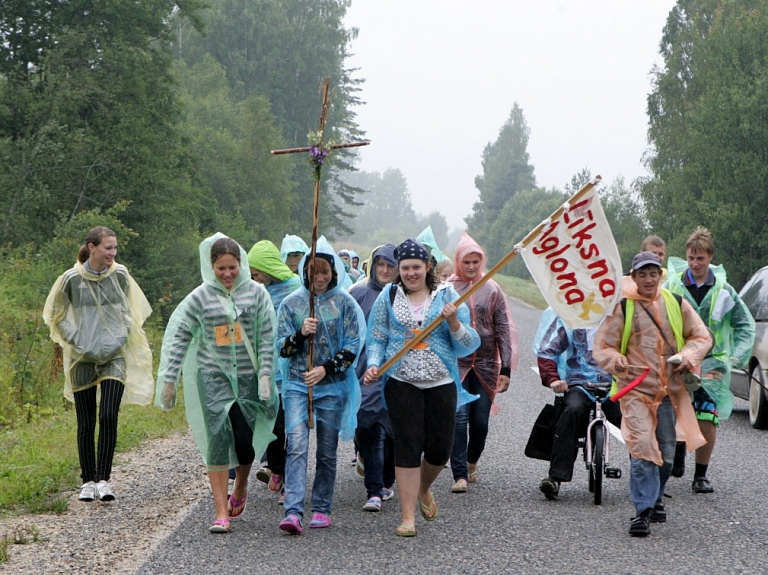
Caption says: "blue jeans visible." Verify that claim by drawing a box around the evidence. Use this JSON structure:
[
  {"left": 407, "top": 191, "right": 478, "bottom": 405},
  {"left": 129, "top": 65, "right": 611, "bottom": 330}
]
[
  {"left": 356, "top": 422, "right": 395, "bottom": 498},
  {"left": 283, "top": 394, "right": 342, "bottom": 519},
  {"left": 451, "top": 370, "right": 492, "bottom": 481},
  {"left": 629, "top": 396, "right": 676, "bottom": 515}
]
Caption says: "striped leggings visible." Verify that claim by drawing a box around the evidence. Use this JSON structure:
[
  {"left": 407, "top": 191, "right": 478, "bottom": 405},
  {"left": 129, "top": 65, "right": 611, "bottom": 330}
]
[{"left": 73, "top": 379, "right": 125, "bottom": 483}]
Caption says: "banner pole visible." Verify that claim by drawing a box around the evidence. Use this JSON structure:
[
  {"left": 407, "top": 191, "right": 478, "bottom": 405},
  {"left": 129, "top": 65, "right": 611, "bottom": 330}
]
[{"left": 375, "top": 176, "right": 602, "bottom": 375}]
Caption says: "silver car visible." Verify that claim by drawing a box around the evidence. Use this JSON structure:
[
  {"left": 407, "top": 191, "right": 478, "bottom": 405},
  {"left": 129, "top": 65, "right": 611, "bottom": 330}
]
[{"left": 730, "top": 266, "right": 768, "bottom": 429}]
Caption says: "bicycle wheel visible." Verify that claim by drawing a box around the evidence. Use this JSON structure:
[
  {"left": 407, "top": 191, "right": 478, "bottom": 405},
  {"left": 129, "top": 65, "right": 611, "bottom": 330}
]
[{"left": 591, "top": 424, "right": 604, "bottom": 505}]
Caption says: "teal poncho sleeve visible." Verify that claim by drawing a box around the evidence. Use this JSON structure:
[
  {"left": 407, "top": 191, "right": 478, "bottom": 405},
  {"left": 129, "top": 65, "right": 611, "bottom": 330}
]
[{"left": 666, "top": 257, "right": 756, "bottom": 418}]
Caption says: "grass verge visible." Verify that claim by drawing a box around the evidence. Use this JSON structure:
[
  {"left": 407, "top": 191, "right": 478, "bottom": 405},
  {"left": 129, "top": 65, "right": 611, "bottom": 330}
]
[
  {"left": 493, "top": 274, "right": 547, "bottom": 310},
  {"left": 0, "top": 401, "right": 187, "bottom": 517}
]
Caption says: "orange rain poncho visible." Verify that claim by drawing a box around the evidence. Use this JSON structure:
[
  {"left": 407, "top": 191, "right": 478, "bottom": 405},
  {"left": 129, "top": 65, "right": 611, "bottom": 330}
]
[
  {"left": 448, "top": 233, "right": 518, "bottom": 400},
  {"left": 594, "top": 281, "right": 711, "bottom": 465}
]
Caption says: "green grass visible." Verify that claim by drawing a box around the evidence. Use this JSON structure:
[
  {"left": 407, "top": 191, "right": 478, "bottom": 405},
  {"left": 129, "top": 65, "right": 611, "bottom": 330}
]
[
  {"left": 0, "top": 400, "right": 187, "bottom": 517},
  {"left": 493, "top": 273, "right": 548, "bottom": 310}
]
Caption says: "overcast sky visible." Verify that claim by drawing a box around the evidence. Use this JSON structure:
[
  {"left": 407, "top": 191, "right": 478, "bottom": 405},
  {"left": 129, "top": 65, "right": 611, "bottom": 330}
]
[{"left": 343, "top": 1, "right": 677, "bottom": 230}]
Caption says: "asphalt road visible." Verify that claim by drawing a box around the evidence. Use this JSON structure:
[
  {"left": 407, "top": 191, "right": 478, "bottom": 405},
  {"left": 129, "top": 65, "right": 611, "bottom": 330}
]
[{"left": 137, "top": 300, "right": 768, "bottom": 575}]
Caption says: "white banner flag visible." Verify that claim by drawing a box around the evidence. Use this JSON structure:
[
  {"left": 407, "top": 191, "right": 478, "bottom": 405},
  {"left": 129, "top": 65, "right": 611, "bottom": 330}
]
[{"left": 521, "top": 187, "right": 622, "bottom": 328}]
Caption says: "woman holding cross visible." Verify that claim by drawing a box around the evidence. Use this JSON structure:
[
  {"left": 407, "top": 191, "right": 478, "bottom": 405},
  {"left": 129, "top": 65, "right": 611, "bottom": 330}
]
[
  {"left": 276, "top": 236, "right": 365, "bottom": 534},
  {"left": 364, "top": 238, "right": 480, "bottom": 537}
]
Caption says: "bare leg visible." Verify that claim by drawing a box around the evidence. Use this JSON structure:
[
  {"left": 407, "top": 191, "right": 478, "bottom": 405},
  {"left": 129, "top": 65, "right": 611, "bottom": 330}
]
[
  {"left": 209, "top": 470, "right": 230, "bottom": 521},
  {"left": 231, "top": 462, "right": 252, "bottom": 502},
  {"left": 395, "top": 466, "right": 420, "bottom": 527},
  {"left": 695, "top": 420, "right": 717, "bottom": 465},
  {"left": 419, "top": 460, "right": 445, "bottom": 501}
]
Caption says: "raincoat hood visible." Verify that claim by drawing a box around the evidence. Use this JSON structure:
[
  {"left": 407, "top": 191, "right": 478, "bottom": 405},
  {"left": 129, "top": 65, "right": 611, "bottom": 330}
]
[
  {"left": 248, "top": 240, "right": 296, "bottom": 283},
  {"left": 349, "top": 249, "right": 361, "bottom": 269},
  {"left": 416, "top": 225, "right": 449, "bottom": 263},
  {"left": 280, "top": 234, "right": 310, "bottom": 262},
  {"left": 451, "top": 232, "right": 486, "bottom": 281},
  {"left": 298, "top": 236, "right": 347, "bottom": 293},
  {"left": 369, "top": 244, "right": 396, "bottom": 289},
  {"left": 200, "top": 232, "right": 251, "bottom": 294}
]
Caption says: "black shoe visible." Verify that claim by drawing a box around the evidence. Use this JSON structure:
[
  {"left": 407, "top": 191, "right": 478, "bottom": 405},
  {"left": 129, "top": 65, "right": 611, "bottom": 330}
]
[
  {"left": 650, "top": 502, "right": 666, "bottom": 523},
  {"left": 539, "top": 478, "right": 560, "bottom": 501},
  {"left": 629, "top": 509, "right": 652, "bottom": 537},
  {"left": 671, "top": 442, "right": 686, "bottom": 478},
  {"left": 692, "top": 477, "right": 714, "bottom": 494}
]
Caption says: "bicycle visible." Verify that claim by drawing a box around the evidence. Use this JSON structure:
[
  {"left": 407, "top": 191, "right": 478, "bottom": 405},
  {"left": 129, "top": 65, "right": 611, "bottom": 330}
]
[{"left": 579, "top": 390, "right": 622, "bottom": 505}]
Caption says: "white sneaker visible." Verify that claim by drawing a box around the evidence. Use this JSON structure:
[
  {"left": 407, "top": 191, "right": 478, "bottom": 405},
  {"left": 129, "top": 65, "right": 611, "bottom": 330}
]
[
  {"left": 79, "top": 481, "right": 97, "bottom": 502},
  {"left": 96, "top": 480, "right": 115, "bottom": 501}
]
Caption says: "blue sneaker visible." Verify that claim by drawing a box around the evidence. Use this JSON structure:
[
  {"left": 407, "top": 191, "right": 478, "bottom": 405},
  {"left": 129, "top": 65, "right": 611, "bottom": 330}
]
[
  {"left": 381, "top": 487, "right": 395, "bottom": 501},
  {"left": 363, "top": 496, "right": 382, "bottom": 512}
]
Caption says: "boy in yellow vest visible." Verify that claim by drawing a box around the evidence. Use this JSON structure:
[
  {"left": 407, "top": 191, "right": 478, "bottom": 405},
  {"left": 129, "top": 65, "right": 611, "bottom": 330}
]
[{"left": 594, "top": 252, "right": 711, "bottom": 537}]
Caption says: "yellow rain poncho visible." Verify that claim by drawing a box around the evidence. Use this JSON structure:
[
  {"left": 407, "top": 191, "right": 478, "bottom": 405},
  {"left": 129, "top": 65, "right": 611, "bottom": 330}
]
[
  {"left": 594, "top": 281, "right": 711, "bottom": 465},
  {"left": 43, "top": 261, "right": 154, "bottom": 405},
  {"left": 156, "top": 233, "right": 278, "bottom": 471}
]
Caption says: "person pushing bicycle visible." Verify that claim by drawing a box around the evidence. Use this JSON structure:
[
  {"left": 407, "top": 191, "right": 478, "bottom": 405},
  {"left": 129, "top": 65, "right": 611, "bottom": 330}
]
[{"left": 533, "top": 308, "right": 622, "bottom": 502}]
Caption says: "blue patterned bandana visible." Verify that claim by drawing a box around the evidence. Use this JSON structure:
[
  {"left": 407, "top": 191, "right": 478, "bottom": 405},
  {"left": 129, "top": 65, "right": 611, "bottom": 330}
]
[{"left": 394, "top": 239, "right": 429, "bottom": 264}]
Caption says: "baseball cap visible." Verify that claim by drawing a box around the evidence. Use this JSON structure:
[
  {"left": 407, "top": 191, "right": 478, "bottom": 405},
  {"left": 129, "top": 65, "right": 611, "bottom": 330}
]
[{"left": 631, "top": 251, "right": 662, "bottom": 270}]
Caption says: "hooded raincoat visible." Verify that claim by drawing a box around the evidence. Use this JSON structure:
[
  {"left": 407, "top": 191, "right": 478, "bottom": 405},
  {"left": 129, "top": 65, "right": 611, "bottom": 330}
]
[
  {"left": 280, "top": 234, "right": 310, "bottom": 263},
  {"left": 155, "top": 233, "right": 278, "bottom": 471},
  {"left": 533, "top": 307, "right": 611, "bottom": 388},
  {"left": 416, "top": 225, "right": 449, "bottom": 264},
  {"left": 448, "top": 232, "right": 518, "bottom": 401},
  {"left": 43, "top": 261, "right": 154, "bottom": 405},
  {"left": 665, "top": 257, "right": 755, "bottom": 419},
  {"left": 366, "top": 281, "right": 481, "bottom": 411},
  {"left": 594, "top": 281, "right": 711, "bottom": 465},
  {"left": 349, "top": 244, "right": 397, "bottom": 429},
  {"left": 276, "top": 236, "right": 365, "bottom": 441},
  {"left": 247, "top": 240, "right": 301, "bottom": 392}
]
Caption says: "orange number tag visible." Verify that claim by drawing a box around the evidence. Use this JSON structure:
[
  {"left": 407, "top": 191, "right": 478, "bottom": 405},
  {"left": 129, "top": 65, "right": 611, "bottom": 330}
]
[
  {"left": 406, "top": 328, "right": 429, "bottom": 350},
  {"left": 214, "top": 322, "right": 243, "bottom": 346}
]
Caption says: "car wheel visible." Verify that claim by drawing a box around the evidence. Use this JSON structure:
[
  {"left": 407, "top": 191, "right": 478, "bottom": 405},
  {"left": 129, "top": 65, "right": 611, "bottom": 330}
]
[{"left": 748, "top": 366, "right": 768, "bottom": 430}]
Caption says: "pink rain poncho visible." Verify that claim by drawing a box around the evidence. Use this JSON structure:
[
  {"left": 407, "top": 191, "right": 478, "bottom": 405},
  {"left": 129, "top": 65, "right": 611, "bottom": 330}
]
[
  {"left": 448, "top": 232, "right": 518, "bottom": 401},
  {"left": 594, "top": 281, "right": 712, "bottom": 465}
]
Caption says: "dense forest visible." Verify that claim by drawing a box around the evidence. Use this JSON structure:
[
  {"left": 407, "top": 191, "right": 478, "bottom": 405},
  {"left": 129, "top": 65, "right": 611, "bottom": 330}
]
[{"left": 2, "top": 0, "right": 768, "bottom": 425}]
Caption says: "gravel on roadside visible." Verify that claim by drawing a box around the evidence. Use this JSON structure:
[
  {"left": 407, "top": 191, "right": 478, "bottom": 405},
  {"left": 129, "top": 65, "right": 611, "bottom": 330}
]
[{"left": 1, "top": 429, "right": 206, "bottom": 574}]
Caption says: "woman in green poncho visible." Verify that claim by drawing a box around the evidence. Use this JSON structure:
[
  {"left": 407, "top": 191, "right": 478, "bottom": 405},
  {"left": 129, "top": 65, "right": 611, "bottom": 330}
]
[{"left": 157, "top": 233, "right": 278, "bottom": 534}]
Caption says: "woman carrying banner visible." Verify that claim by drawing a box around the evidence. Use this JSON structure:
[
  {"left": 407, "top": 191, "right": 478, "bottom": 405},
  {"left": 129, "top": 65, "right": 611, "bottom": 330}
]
[{"left": 364, "top": 238, "right": 480, "bottom": 537}]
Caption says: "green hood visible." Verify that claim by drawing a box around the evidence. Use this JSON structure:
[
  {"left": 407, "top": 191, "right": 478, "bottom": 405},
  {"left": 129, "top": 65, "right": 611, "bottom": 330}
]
[{"left": 248, "top": 240, "right": 296, "bottom": 283}]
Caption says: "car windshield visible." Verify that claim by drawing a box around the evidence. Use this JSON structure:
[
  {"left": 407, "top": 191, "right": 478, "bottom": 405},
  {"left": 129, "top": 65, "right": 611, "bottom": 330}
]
[{"left": 740, "top": 268, "right": 768, "bottom": 321}]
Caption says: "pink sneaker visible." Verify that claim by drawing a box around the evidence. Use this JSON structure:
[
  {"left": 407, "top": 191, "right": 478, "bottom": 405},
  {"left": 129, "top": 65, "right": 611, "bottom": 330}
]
[
  {"left": 309, "top": 512, "right": 331, "bottom": 529},
  {"left": 278, "top": 514, "right": 303, "bottom": 534}
]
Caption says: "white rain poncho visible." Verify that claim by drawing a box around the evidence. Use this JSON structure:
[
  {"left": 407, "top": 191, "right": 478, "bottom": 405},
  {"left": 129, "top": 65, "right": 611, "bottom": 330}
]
[
  {"left": 276, "top": 236, "right": 365, "bottom": 441},
  {"left": 43, "top": 261, "right": 154, "bottom": 405},
  {"left": 665, "top": 257, "right": 755, "bottom": 419},
  {"left": 155, "top": 233, "right": 278, "bottom": 471}
]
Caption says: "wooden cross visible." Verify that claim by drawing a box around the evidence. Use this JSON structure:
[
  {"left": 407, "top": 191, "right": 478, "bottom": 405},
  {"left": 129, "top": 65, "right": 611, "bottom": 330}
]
[{"left": 271, "top": 77, "right": 370, "bottom": 428}]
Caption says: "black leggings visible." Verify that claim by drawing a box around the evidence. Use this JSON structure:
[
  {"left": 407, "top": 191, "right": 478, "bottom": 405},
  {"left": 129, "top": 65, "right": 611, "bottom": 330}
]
[
  {"left": 73, "top": 379, "right": 124, "bottom": 483},
  {"left": 229, "top": 402, "right": 256, "bottom": 466},
  {"left": 265, "top": 396, "right": 286, "bottom": 475},
  {"left": 384, "top": 378, "right": 457, "bottom": 468}
]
